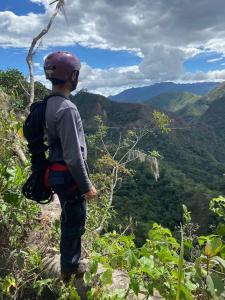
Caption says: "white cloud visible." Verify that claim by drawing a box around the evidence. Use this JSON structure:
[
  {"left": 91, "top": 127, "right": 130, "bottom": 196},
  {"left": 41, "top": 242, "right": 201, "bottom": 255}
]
[
  {"left": 181, "top": 70, "right": 225, "bottom": 82},
  {"left": 78, "top": 63, "right": 149, "bottom": 96},
  {"left": 36, "top": 62, "right": 151, "bottom": 96},
  {"left": 2, "top": 0, "right": 225, "bottom": 94},
  {"left": 207, "top": 57, "right": 224, "bottom": 63}
]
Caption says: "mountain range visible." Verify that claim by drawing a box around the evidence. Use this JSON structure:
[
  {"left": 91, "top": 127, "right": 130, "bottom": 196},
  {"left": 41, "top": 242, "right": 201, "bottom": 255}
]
[
  {"left": 109, "top": 81, "right": 225, "bottom": 123},
  {"left": 109, "top": 82, "right": 219, "bottom": 103},
  {"left": 72, "top": 83, "right": 225, "bottom": 238}
]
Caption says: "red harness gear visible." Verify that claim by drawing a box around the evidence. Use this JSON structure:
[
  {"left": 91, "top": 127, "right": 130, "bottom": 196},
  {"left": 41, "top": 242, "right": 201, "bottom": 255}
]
[{"left": 44, "top": 163, "right": 78, "bottom": 193}]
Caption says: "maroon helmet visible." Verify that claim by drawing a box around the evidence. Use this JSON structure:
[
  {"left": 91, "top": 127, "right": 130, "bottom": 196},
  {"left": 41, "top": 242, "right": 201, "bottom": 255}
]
[{"left": 44, "top": 51, "right": 81, "bottom": 81}]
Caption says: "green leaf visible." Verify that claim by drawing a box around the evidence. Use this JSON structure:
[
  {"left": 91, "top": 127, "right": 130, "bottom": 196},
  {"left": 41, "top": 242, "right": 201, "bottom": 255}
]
[
  {"left": 69, "top": 288, "right": 81, "bottom": 300},
  {"left": 206, "top": 275, "right": 215, "bottom": 297},
  {"left": 182, "top": 204, "right": 192, "bottom": 224},
  {"left": 198, "top": 236, "right": 208, "bottom": 246},
  {"left": 146, "top": 283, "right": 154, "bottom": 296},
  {"left": 211, "top": 273, "right": 225, "bottom": 297},
  {"left": 217, "top": 223, "right": 225, "bottom": 237},
  {"left": 3, "top": 190, "right": 20, "bottom": 205},
  {"left": 16, "top": 255, "right": 24, "bottom": 270},
  {"left": 139, "top": 256, "right": 154, "bottom": 275},
  {"left": 211, "top": 256, "right": 225, "bottom": 270},
  {"left": 100, "top": 269, "right": 113, "bottom": 286},
  {"left": 126, "top": 249, "right": 138, "bottom": 268},
  {"left": 180, "top": 284, "right": 193, "bottom": 300},
  {"left": 84, "top": 272, "right": 92, "bottom": 286},
  {"left": 194, "top": 257, "right": 204, "bottom": 277},
  {"left": 2, "top": 275, "right": 16, "bottom": 294},
  {"left": 89, "top": 260, "right": 98, "bottom": 274},
  {"left": 220, "top": 246, "right": 225, "bottom": 259},
  {"left": 205, "top": 238, "right": 223, "bottom": 258},
  {"left": 130, "top": 277, "right": 140, "bottom": 296},
  {"left": 206, "top": 273, "right": 225, "bottom": 298},
  {"left": 158, "top": 248, "right": 176, "bottom": 262},
  {"left": 184, "top": 239, "right": 192, "bottom": 250},
  {"left": 210, "top": 196, "right": 225, "bottom": 218}
]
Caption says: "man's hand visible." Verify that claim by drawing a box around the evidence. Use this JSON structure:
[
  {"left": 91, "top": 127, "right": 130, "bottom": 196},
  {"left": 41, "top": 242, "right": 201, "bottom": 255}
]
[{"left": 84, "top": 186, "right": 97, "bottom": 199}]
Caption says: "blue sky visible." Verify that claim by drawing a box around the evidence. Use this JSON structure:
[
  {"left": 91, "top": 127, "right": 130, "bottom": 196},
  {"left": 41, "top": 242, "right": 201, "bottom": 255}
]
[
  {"left": 0, "top": 0, "right": 141, "bottom": 76},
  {"left": 0, "top": 46, "right": 142, "bottom": 74},
  {"left": 2, "top": 45, "right": 225, "bottom": 74},
  {"left": 1, "top": 0, "right": 225, "bottom": 95},
  {"left": 0, "top": 0, "right": 45, "bottom": 15},
  {"left": 184, "top": 51, "right": 225, "bottom": 73}
]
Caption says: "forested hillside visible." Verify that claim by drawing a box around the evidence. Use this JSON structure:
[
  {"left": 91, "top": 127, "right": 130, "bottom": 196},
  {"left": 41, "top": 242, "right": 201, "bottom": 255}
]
[
  {"left": 144, "top": 92, "right": 200, "bottom": 113},
  {"left": 176, "top": 82, "right": 225, "bottom": 122},
  {"left": 111, "top": 81, "right": 225, "bottom": 124},
  {"left": 201, "top": 95, "right": 225, "bottom": 142},
  {"left": 0, "top": 69, "right": 225, "bottom": 299},
  {"left": 73, "top": 90, "right": 225, "bottom": 241}
]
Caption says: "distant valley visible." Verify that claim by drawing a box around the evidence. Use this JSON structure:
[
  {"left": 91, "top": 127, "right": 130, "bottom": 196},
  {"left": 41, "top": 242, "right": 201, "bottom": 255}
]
[{"left": 72, "top": 82, "right": 225, "bottom": 236}]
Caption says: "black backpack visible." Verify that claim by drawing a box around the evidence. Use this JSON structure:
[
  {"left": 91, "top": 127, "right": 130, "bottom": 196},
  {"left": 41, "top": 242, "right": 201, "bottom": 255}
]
[{"left": 22, "top": 94, "right": 62, "bottom": 204}]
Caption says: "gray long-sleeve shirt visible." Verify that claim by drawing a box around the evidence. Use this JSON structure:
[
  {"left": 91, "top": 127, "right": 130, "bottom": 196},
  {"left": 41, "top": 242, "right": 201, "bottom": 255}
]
[{"left": 45, "top": 94, "right": 92, "bottom": 195}]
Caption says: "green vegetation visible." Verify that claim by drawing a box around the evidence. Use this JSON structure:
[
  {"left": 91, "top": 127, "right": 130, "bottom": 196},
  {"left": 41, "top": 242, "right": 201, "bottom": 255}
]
[
  {"left": 0, "top": 71, "right": 225, "bottom": 299},
  {"left": 145, "top": 91, "right": 200, "bottom": 114},
  {"left": 72, "top": 91, "right": 225, "bottom": 239},
  {"left": 85, "top": 218, "right": 225, "bottom": 300},
  {"left": 0, "top": 69, "right": 48, "bottom": 110},
  {"left": 176, "top": 82, "right": 225, "bottom": 122},
  {"left": 143, "top": 82, "right": 225, "bottom": 123}
]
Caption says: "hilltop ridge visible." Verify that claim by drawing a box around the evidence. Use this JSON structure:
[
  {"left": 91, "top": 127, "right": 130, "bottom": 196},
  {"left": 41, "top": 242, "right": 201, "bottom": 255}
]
[{"left": 109, "top": 81, "right": 219, "bottom": 103}]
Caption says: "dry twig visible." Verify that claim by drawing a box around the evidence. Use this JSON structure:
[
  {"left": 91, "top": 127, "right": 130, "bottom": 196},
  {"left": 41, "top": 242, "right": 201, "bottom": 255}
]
[{"left": 26, "top": 0, "right": 65, "bottom": 107}]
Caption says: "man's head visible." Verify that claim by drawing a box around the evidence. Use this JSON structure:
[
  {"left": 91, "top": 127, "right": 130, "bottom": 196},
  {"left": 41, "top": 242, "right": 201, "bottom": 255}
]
[{"left": 44, "top": 51, "right": 81, "bottom": 93}]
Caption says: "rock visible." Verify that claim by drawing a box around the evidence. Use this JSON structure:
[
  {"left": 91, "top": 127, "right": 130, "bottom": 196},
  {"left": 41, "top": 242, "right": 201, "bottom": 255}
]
[
  {"left": 96, "top": 264, "right": 163, "bottom": 300},
  {"left": 41, "top": 194, "right": 61, "bottom": 222}
]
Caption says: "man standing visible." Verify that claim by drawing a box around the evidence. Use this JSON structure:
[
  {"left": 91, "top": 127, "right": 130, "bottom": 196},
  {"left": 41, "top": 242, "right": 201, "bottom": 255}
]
[{"left": 44, "top": 51, "right": 97, "bottom": 279}]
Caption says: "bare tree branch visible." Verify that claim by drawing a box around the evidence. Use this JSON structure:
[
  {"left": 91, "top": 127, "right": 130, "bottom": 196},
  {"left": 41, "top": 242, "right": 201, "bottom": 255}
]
[
  {"left": 19, "top": 80, "right": 30, "bottom": 97},
  {"left": 119, "top": 130, "right": 150, "bottom": 164},
  {"left": 95, "top": 127, "right": 159, "bottom": 234},
  {"left": 95, "top": 166, "right": 119, "bottom": 234},
  {"left": 15, "top": 1, "right": 64, "bottom": 164},
  {"left": 113, "top": 131, "right": 122, "bottom": 159},
  {"left": 101, "top": 134, "right": 111, "bottom": 157},
  {"left": 26, "top": 0, "right": 65, "bottom": 107}
]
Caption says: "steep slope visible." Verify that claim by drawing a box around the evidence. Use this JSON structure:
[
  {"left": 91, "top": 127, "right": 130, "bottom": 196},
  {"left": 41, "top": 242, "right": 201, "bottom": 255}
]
[
  {"left": 72, "top": 92, "right": 111, "bottom": 127},
  {"left": 110, "top": 82, "right": 219, "bottom": 103},
  {"left": 145, "top": 91, "right": 200, "bottom": 113},
  {"left": 72, "top": 92, "right": 225, "bottom": 236},
  {"left": 201, "top": 81, "right": 225, "bottom": 103},
  {"left": 73, "top": 91, "right": 181, "bottom": 129},
  {"left": 200, "top": 95, "right": 225, "bottom": 142},
  {"left": 73, "top": 91, "right": 225, "bottom": 188},
  {"left": 177, "top": 81, "right": 225, "bottom": 122}
]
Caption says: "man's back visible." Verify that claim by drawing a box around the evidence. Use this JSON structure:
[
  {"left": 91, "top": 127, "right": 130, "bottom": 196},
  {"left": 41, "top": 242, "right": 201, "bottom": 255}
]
[{"left": 45, "top": 94, "right": 91, "bottom": 195}]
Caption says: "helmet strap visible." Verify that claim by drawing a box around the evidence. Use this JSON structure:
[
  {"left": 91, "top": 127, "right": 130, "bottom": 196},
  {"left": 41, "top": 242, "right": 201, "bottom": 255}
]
[{"left": 70, "top": 70, "right": 79, "bottom": 91}]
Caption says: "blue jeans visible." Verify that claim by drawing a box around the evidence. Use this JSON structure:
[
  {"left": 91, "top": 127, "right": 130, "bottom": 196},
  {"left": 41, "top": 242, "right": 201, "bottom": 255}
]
[{"left": 49, "top": 170, "right": 86, "bottom": 272}]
